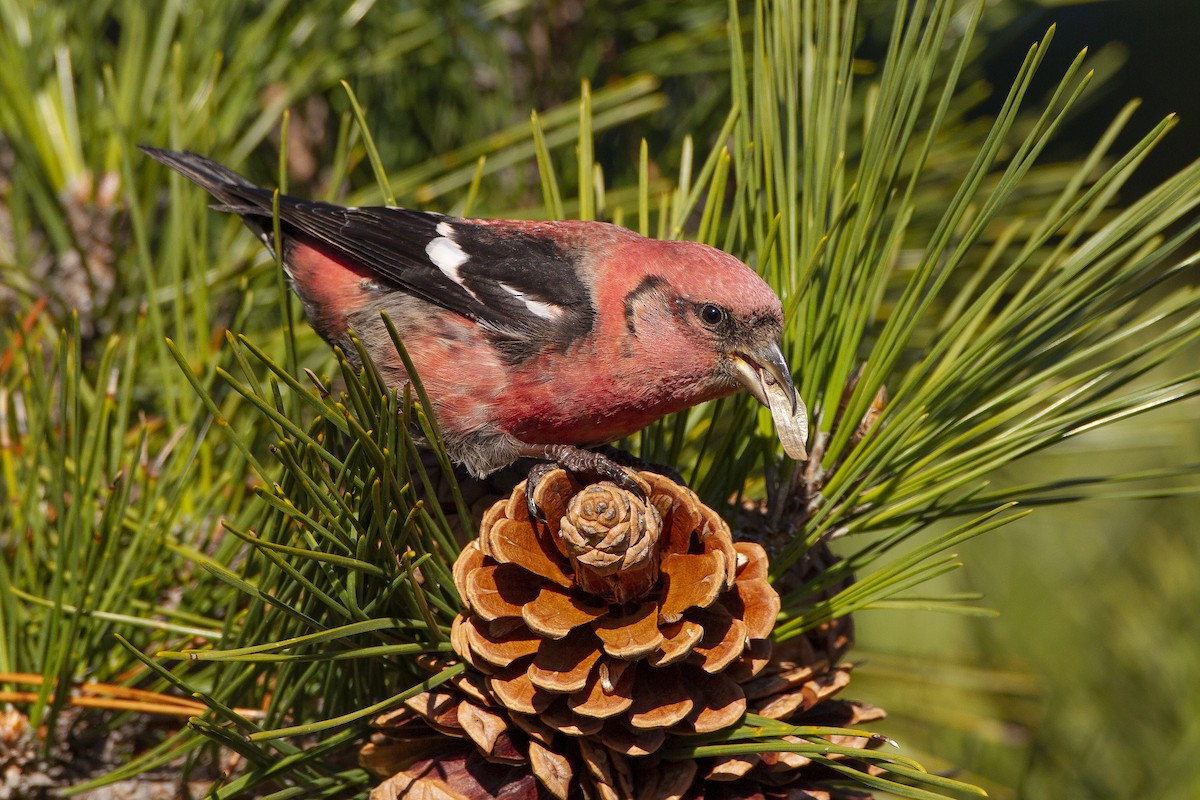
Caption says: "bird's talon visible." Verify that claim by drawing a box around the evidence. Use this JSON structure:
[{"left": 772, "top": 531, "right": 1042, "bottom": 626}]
[
  {"left": 527, "top": 496, "right": 549, "bottom": 524},
  {"left": 524, "top": 461, "right": 559, "bottom": 523},
  {"left": 610, "top": 469, "right": 647, "bottom": 502}
]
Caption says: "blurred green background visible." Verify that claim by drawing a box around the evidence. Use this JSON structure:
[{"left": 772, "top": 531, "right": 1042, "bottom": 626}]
[
  {"left": 2, "top": 0, "right": 1198, "bottom": 797},
  {"left": 855, "top": 391, "right": 1200, "bottom": 798},
  {"left": 851, "top": 4, "right": 1200, "bottom": 798}
]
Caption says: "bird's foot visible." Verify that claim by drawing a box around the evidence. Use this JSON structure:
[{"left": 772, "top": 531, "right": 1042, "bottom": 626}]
[{"left": 517, "top": 444, "right": 647, "bottom": 522}]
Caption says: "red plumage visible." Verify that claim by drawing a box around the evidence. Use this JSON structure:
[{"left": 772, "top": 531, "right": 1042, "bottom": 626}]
[{"left": 141, "top": 147, "right": 808, "bottom": 480}]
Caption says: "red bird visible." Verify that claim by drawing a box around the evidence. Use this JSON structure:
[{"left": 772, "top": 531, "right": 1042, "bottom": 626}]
[{"left": 142, "top": 147, "right": 808, "bottom": 488}]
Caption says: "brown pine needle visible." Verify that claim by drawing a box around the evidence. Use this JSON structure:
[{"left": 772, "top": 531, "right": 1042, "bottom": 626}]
[{"left": 0, "top": 672, "right": 261, "bottom": 719}]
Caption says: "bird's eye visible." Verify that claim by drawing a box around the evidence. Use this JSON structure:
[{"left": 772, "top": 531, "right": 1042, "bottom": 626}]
[{"left": 699, "top": 303, "right": 726, "bottom": 326}]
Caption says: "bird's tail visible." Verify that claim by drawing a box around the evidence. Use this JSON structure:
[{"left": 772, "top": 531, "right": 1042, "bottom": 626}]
[{"left": 139, "top": 146, "right": 277, "bottom": 242}]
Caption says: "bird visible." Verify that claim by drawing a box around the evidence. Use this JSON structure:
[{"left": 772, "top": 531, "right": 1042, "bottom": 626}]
[{"left": 140, "top": 146, "right": 808, "bottom": 493}]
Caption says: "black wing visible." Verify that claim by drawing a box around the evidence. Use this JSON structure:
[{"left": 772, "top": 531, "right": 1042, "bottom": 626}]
[{"left": 140, "top": 147, "right": 595, "bottom": 358}]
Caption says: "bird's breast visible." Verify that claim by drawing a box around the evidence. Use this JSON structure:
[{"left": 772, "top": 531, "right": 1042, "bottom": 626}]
[{"left": 495, "top": 349, "right": 733, "bottom": 446}]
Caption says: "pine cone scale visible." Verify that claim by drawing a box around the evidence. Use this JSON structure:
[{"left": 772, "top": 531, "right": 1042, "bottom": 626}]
[
  {"left": 627, "top": 665, "right": 694, "bottom": 728},
  {"left": 658, "top": 551, "right": 725, "bottom": 622},
  {"left": 528, "top": 628, "right": 602, "bottom": 693},
  {"left": 464, "top": 564, "right": 535, "bottom": 621},
  {"left": 457, "top": 615, "right": 540, "bottom": 668},
  {"left": 487, "top": 660, "right": 548, "bottom": 715},
  {"left": 598, "top": 723, "right": 666, "bottom": 757},
  {"left": 521, "top": 585, "right": 607, "bottom": 638},
  {"left": 683, "top": 668, "right": 746, "bottom": 733},
  {"left": 593, "top": 601, "right": 664, "bottom": 659},
  {"left": 647, "top": 619, "right": 705, "bottom": 667},
  {"left": 567, "top": 662, "right": 636, "bottom": 719},
  {"left": 485, "top": 517, "right": 573, "bottom": 587},
  {"left": 528, "top": 739, "right": 573, "bottom": 800}
]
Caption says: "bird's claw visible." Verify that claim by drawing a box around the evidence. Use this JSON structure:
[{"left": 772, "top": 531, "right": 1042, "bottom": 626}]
[
  {"left": 596, "top": 445, "right": 684, "bottom": 486},
  {"left": 524, "top": 461, "right": 559, "bottom": 523},
  {"left": 589, "top": 458, "right": 647, "bottom": 503}
]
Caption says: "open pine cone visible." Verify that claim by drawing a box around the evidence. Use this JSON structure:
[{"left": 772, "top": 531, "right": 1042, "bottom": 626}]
[
  {"left": 449, "top": 469, "right": 779, "bottom": 755},
  {"left": 361, "top": 470, "right": 884, "bottom": 800}
]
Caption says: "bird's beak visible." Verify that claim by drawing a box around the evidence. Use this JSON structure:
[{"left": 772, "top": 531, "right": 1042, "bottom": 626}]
[{"left": 731, "top": 342, "right": 810, "bottom": 461}]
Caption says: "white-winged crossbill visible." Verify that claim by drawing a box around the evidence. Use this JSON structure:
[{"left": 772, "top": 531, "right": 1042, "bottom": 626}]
[{"left": 141, "top": 147, "right": 808, "bottom": 487}]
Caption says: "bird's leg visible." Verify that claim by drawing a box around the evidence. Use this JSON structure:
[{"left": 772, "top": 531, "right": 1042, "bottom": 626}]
[{"left": 518, "top": 443, "right": 647, "bottom": 522}]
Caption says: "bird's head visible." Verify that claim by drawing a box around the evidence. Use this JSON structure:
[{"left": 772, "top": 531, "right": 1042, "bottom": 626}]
[{"left": 602, "top": 234, "right": 810, "bottom": 460}]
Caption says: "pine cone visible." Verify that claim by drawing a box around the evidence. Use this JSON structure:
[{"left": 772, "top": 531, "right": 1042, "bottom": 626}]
[
  {"left": 451, "top": 470, "right": 778, "bottom": 756},
  {"left": 362, "top": 470, "right": 885, "bottom": 800}
]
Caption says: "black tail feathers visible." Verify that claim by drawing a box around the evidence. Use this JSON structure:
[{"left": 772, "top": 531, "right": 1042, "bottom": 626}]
[{"left": 139, "top": 145, "right": 279, "bottom": 240}]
